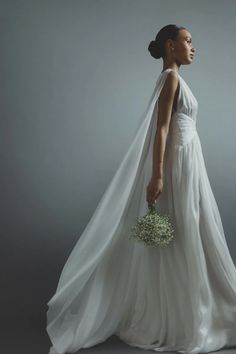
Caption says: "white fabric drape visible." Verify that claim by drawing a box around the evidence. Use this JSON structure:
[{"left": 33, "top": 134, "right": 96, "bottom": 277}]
[
  {"left": 47, "top": 71, "right": 171, "bottom": 354},
  {"left": 47, "top": 69, "right": 236, "bottom": 354}
]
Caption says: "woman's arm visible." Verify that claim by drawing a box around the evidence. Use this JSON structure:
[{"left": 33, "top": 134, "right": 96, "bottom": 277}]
[
  {"left": 146, "top": 71, "right": 179, "bottom": 206},
  {"left": 151, "top": 71, "right": 179, "bottom": 180}
]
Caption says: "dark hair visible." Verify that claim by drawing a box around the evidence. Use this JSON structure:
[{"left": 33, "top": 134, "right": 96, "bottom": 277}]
[{"left": 148, "top": 24, "right": 186, "bottom": 59}]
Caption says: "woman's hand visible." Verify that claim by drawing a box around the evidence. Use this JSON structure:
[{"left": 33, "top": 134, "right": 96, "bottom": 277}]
[{"left": 146, "top": 177, "right": 163, "bottom": 207}]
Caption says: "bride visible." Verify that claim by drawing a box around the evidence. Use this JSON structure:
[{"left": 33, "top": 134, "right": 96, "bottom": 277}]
[{"left": 47, "top": 24, "right": 236, "bottom": 354}]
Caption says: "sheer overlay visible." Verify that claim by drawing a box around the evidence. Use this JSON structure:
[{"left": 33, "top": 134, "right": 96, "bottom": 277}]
[{"left": 46, "top": 69, "right": 236, "bottom": 354}]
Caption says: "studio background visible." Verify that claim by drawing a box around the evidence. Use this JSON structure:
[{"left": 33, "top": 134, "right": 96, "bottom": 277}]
[{"left": 1, "top": 0, "right": 236, "bottom": 352}]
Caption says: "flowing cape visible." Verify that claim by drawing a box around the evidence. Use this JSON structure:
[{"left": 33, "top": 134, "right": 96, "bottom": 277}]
[{"left": 46, "top": 70, "right": 171, "bottom": 354}]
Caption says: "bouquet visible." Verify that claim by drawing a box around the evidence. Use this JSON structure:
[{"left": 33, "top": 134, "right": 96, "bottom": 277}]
[{"left": 129, "top": 204, "right": 175, "bottom": 248}]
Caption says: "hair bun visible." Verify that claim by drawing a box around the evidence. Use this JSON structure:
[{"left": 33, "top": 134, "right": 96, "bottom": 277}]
[
  {"left": 148, "top": 25, "right": 186, "bottom": 60},
  {"left": 148, "top": 40, "right": 161, "bottom": 59}
]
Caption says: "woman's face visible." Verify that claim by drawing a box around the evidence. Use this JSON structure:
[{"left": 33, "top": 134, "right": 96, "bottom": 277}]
[{"left": 171, "top": 29, "right": 196, "bottom": 65}]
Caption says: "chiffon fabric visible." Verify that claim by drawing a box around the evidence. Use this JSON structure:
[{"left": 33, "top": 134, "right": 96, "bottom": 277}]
[{"left": 46, "top": 68, "right": 236, "bottom": 354}]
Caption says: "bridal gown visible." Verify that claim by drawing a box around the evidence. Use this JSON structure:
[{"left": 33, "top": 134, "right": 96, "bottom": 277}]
[{"left": 46, "top": 68, "right": 236, "bottom": 354}]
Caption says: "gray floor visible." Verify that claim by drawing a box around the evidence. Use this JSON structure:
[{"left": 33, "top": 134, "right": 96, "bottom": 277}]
[{"left": 2, "top": 328, "right": 236, "bottom": 354}]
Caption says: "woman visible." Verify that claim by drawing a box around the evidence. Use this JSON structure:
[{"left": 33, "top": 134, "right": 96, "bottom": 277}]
[{"left": 47, "top": 25, "right": 236, "bottom": 354}]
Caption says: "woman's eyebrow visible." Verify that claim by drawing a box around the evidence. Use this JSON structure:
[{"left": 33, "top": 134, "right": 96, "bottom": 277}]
[{"left": 185, "top": 36, "right": 192, "bottom": 40}]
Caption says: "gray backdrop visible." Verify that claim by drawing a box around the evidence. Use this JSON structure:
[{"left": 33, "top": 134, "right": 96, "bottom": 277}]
[{"left": 1, "top": 0, "right": 236, "bottom": 343}]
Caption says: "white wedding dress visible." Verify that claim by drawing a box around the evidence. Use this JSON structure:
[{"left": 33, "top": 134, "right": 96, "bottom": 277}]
[{"left": 46, "top": 68, "right": 236, "bottom": 354}]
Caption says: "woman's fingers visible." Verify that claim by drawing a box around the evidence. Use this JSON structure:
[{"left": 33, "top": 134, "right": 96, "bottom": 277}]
[{"left": 146, "top": 182, "right": 162, "bottom": 205}]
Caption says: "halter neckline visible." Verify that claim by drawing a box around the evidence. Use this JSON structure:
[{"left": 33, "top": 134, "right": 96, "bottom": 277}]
[{"left": 161, "top": 68, "right": 179, "bottom": 75}]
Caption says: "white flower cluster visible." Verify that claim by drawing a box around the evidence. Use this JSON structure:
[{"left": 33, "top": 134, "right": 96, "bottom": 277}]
[{"left": 129, "top": 205, "right": 175, "bottom": 248}]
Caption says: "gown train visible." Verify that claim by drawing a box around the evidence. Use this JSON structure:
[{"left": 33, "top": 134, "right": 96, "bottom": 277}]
[{"left": 46, "top": 69, "right": 236, "bottom": 354}]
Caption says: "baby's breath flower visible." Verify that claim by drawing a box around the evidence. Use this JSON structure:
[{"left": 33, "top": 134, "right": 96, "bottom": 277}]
[{"left": 129, "top": 204, "right": 175, "bottom": 247}]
